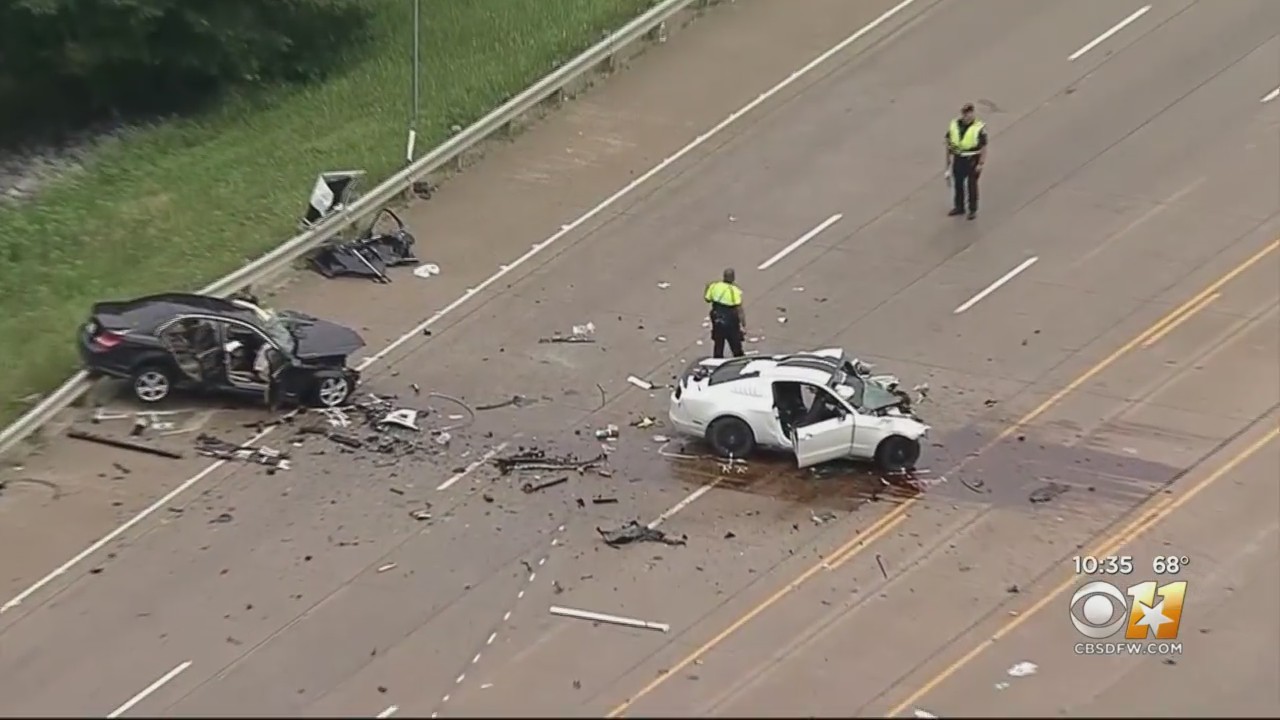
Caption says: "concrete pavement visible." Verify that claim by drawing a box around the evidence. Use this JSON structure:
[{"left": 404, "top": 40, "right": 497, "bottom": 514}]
[{"left": 1, "top": 0, "right": 1277, "bottom": 717}]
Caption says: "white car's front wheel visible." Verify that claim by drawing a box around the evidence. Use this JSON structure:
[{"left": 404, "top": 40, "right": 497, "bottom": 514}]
[
  {"left": 874, "top": 435, "right": 920, "bottom": 473},
  {"left": 706, "top": 416, "right": 755, "bottom": 458}
]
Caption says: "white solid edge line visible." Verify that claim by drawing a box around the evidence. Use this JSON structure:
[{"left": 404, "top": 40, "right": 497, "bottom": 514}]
[
  {"left": 437, "top": 442, "right": 510, "bottom": 491},
  {"left": 953, "top": 256, "right": 1039, "bottom": 315},
  {"left": 107, "top": 660, "right": 193, "bottom": 719},
  {"left": 0, "top": 0, "right": 926, "bottom": 618},
  {"left": 0, "top": 427, "right": 274, "bottom": 615},
  {"left": 1261, "top": 87, "right": 1280, "bottom": 103},
  {"left": 376, "top": 705, "right": 400, "bottom": 719},
  {"left": 757, "top": 213, "right": 844, "bottom": 271},
  {"left": 1068, "top": 5, "right": 1152, "bottom": 61},
  {"left": 358, "top": 0, "right": 922, "bottom": 371}
]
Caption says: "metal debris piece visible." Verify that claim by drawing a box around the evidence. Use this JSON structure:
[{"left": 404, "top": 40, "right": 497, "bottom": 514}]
[
  {"left": 596, "top": 383, "right": 607, "bottom": 409},
  {"left": 412, "top": 263, "right": 441, "bottom": 279},
  {"left": 377, "top": 409, "right": 420, "bottom": 431},
  {"left": 597, "top": 521, "right": 687, "bottom": 548},
  {"left": 1029, "top": 481, "right": 1070, "bottom": 504},
  {"left": 591, "top": 496, "right": 618, "bottom": 505},
  {"left": 875, "top": 553, "right": 889, "bottom": 579},
  {"left": 652, "top": 434, "right": 670, "bottom": 443},
  {"left": 626, "top": 375, "right": 655, "bottom": 391},
  {"left": 540, "top": 321, "right": 595, "bottom": 344},
  {"left": 210, "top": 513, "right": 234, "bottom": 524},
  {"left": 549, "top": 605, "right": 670, "bottom": 633},
  {"left": 494, "top": 449, "right": 606, "bottom": 475},
  {"left": 961, "top": 477, "right": 987, "bottom": 493},
  {"left": 307, "top": 208, "right": 418, "bottom": 282},
  {"left": 194, "top": 434, "right": 291, "bottom": 470},
  {"left": 914, "top": 710, "right": 939, "bottom": 718},
  {"left": 657, "top": 282, "right": 670, "bottom": 289},
  {"left": 377, "top": 563, "right": 397, "bottom": 573},
  {"left": 410, "top": 509, "right": 432, "bottom": 521},
  {"left": 433, "top": 431, "right": 451, "bottom": 446},
  {"left": 1007, "top": 661, "right": 1038, "bottom": 677},
  {"left": 594, "top": 424, "right": 619, "bottom": 440},
  {"left": 475, "top": 395, "right": 527, "bottom": 411},
  {"left": 521, "top": 476, "right": 568, "bottom": 494},
  {"left": 630, "top": 416, "right": 656, "bottom": 429},
  {"left": 66, "top": 430, "right": 184, "bottom": 460},
  {"left": 810, "top": 510, "right": 837, "bottom": 525}
]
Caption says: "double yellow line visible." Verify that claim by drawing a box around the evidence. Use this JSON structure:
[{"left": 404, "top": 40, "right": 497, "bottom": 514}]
[
  {"left": 884, "top": 423, "right": 1278, "bottom": 716},
  {"left": 605, "top": 237, "right": 1278, "bottom": 718}
]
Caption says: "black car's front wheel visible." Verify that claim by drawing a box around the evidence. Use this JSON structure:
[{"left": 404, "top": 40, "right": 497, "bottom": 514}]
[
  {"left": 131, "top": 365, "right": 173, "bottom": 404},
  {"left": 311, "top": 372, "right": 354, "bottom": 408}
]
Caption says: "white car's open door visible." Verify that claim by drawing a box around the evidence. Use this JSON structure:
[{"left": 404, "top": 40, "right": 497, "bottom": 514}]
[{"left": 791, "top": 415, "right": 857, "bottom": 469}]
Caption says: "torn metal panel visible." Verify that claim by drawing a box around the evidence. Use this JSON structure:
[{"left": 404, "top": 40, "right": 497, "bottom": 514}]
[
  {"left": 307, "top": 209, "right": 418, "bottom": 282},
  {"left": 597, "top": 520, "right": 687, "bottom": 548}
]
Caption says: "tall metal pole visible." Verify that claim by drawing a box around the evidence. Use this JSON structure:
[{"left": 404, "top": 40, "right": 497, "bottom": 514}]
[{"left": 407, "top": 0, "right": 421, "bottom": 164}]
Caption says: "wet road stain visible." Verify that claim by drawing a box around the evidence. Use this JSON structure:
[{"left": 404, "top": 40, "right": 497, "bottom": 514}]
[{"left": 646, "top": 425, "right": 1185, "bottom": 519}]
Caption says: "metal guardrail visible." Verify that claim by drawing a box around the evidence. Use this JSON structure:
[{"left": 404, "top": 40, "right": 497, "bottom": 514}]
[{"left": 0, "top": 0, "right": 706, "bottom": 460}]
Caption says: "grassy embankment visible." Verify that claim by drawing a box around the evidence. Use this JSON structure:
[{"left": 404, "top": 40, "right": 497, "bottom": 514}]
[{"left": 0, "top": 0, "right": 657, "bottom": 424}]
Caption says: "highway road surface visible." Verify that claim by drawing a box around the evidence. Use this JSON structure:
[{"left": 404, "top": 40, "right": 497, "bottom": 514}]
[{"left": 1, "top": 0, "right": 1277, "bottom": 717}]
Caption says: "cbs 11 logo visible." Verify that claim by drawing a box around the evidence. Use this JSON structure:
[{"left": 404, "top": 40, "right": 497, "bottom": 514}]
[{"left": 1069, "top": 580, "right": 1188, "bottom": 640}]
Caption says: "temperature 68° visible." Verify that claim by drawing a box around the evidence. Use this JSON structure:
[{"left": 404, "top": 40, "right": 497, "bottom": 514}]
[{"left": 1153, "top": 555, "right": 1189, "bottom": 574}]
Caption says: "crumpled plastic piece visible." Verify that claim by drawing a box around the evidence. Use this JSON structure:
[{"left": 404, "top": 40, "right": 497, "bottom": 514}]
[{"left": 597, "top": 520, "right": 687, "bottom": 548}]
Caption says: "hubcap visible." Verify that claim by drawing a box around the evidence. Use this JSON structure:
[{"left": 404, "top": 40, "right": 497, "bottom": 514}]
[
  {"left": 318, "top": 377, "right": 349, "bottom": 406},
  {"left": 135, "top": 371, "right": 169, "bottom": 402}
]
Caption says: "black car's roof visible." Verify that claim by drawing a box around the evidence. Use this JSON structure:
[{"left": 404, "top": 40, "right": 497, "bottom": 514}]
[{"left": 98, "top": 293, "right": 259, "bottom": 330}]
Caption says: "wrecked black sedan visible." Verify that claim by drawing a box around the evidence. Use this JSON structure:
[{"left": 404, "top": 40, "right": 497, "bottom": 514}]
[{"left": 79, "top": 293, "right": 364, "bottom": 408}]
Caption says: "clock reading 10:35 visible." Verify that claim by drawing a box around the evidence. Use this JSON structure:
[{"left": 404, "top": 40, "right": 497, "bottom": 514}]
[{"left": 1072, "top": 555, "right": 1134, "bottom": 575}]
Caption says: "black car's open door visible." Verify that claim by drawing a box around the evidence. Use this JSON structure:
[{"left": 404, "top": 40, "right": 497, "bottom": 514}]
[{"left": 265, "top": 347, "right": 310, "bottom": 409}]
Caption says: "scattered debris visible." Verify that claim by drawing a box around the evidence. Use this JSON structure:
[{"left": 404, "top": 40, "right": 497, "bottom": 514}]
[
  {"left": 594, "top": 424, "right": 619, "bottom": 440},
  {"left": 377, "top": 563, "right": 397, "bottom": 573},
  {"left": 377, "top": 409, "right": 420, "bottom": 431},
  {"left": 597, "top": 521, "right": 687, "bottom": 548},
  {"left": 1162, "top": 658, "right": 1177, "bottom": 666},
  {"left": 66, "top": 430, "right": 184, "bottom": 460},
  {"left": 307, "top": 208, "right": 418, "bottom": 282},
  {"left": 410, "top": 509, "right": 432, "bottom": 521},
  {"left": 521, "top": 476, "right": 569, "bottom": 494},
  {"left": 591, "top": 496, "right": 618, "bottom": 505},
  {"left": 412, "top": 263, "right": 441, "bottom": 279},
  {"left": 494, "top": 449, "right": 605, "bottom": 475},
  {"left": 596, "top": 383, "right": 607, "bottom": 409},
  {"left": 810, "top": 510, "right": 837, "bottom": 525},
  {"left": 1029, "top": 481, "right": 1070, "bottom": 504},
  {"left": 1006, "top": 584, "right": 1021, "bottom": 594},
  {"left": 210, "top": 513, "right": 234, "bottom": 524},
  {"left": 875, "top": 553, "right": 888, "bottom": 580},
  {"left": 549, "top": 605, "right": 670, "bottom": 633},
  {"left": 540, "top": 322, "right": 595, "bottom": 344},
  {"left": 652, "top": 434, "right": 670, "bottom": 444},
  {"left": 194, "top": 434, "right": 291, "bottom": 470},
  {"left": 626, "top": 375, "right": 655, "bottom": 391},
  {"left": 914, "top": 710, "right": 939, "bottom": 719},
  {"left": 994, "top": 681, "right": 1010, "bottom": 691},
  {"left": 475, "top": 395, "right": 529, "bottom": 411},
  {"left": 630, "top": 416, "right": 656, "bottom": 429},
  {"left": 1006, "top": 661, "right": 1038, "bottom": 677},
  {"left": 657, "top": 282, "right": 670, "bottom": 289},
  {"left": 961, "top": 477, "right": 987, "bottom": 493}
]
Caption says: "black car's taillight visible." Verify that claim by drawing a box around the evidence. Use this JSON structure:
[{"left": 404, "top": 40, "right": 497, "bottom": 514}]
[{"left": 91, "top": 330, "right": 126, "bottom": 351}]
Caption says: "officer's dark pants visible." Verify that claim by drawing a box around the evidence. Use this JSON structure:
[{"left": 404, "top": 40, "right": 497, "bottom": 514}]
[
  {"left": 952, "top": 156, "right": 979, "bottom": 213},
  {"left": 712, "top": 323, "right": 744, "bottom": 359}
]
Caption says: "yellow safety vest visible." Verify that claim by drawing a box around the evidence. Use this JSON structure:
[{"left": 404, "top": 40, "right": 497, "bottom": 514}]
[
  {"left": 704, "top": 281, "right": 742, "bottom": 307},
  {"left": 948, "top": 118, "right": 985, "bottom": 156}
]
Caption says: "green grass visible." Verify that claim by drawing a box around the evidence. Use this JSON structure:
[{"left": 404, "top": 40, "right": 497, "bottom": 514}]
[{"left": 0, "top": 0, "right": 657, "bottom": 423}]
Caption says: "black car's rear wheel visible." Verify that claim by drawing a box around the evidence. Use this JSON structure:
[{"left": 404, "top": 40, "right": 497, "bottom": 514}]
[
  {"left": 706, "top": 416, "right": 756, "bottom": 459},
  {"left": 312, "top": 372, "right": 354, "bottom": 408},
  {"left": 131, "top": 365, "right": 173, "bottom": 404}
]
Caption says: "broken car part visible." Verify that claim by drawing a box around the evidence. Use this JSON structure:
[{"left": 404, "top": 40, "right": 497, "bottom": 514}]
[
  {"left": 306, "top": 208, "right": 418, "bottom": 282},
  {"left": 597, "top": 520, "right": 687, "bottom": 548},
  {"left": 548, "top": 606, "right": 670, "bottom": 633},
  {"left": 493, "top": 448, "right": 606, "bottom": 475},
  {"left": 521, "top": 476, "right": 568, "bottom": 494},
  {"left": 194, "top": 434, "right": 291, "bottom": 470},
  {"left": 66, "top": 429, "right": 184, "bottom": 460}
]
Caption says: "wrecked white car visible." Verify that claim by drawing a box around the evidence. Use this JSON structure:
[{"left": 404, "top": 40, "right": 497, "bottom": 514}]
[{"left": 667, "top": 348, "right": 930, "bottom": 472}]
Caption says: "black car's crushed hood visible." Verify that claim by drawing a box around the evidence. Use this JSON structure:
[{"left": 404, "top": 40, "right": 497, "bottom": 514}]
[{"left": 279, "top": 312, "right": 365, "bottom": 360}]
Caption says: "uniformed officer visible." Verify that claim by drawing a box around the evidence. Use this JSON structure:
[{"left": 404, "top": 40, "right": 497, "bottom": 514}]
[
  {"left": 945, "top": 102, "right": 988, "bottom": 219},
  {"left": 704, "top": 268, "right": 747, "bottom": 358}
]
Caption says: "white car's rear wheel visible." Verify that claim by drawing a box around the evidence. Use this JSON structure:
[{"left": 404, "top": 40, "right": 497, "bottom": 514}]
[
  {"left": 875, "top": 435, "right": 920, "bottom": 472},
  {"left": 706, "top": 416, "right": 755, "bottom": 458}
]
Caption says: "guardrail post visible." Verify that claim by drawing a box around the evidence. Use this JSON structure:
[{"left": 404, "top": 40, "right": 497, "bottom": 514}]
[{"left": 648, "top": 20, "right": 668, "bottom": 44}]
